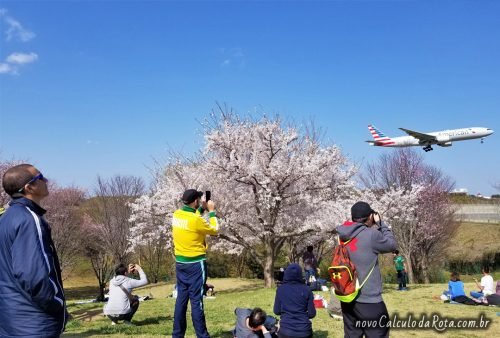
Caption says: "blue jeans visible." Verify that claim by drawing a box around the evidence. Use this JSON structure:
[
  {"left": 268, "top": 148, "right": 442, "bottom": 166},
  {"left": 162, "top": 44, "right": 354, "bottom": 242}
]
[
  {"left": 304, "top": 268, "right": 315, "bottom": 285},
  {"left": 173, "top": 260, "right": 209, "bottom": 338},
  {"left": 470, "top": 291, "right": 484, "bottom": 299}
]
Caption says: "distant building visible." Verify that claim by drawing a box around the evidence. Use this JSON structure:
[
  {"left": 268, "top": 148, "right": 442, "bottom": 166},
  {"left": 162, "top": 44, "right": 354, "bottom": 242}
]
[{"left": 451, "top": 188, "right": 468, "bottom": 196}]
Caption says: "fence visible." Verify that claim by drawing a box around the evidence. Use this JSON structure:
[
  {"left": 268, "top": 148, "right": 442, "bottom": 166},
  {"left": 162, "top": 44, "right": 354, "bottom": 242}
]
[{"left": 453, "top": 204, "right": 500, "bottom": 223}]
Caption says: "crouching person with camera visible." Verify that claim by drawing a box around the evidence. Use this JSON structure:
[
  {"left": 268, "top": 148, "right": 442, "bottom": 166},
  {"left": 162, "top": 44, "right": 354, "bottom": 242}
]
[{"left": 104, "top": 263, "right": 148, "bottom": 325}]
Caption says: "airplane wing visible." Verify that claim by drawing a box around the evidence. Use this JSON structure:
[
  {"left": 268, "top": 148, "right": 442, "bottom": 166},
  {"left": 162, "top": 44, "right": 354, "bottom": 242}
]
[{"left": 399, "top": 128, "right": 436, "bottom": 142}]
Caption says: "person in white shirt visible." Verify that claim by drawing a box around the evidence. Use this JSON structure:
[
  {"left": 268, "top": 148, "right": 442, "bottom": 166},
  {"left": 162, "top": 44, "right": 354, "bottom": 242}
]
[
  {"left": 470, "top": 266, "right": 494, "bottom": 299},
  {"left": 104, "top": 263, "right": 148, "bottom": 325}
]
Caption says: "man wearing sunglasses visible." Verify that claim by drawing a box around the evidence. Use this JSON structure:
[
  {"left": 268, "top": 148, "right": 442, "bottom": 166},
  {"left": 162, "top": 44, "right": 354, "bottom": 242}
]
[{"left": 0, "top": 164, "right": 68, "bottom": 337}]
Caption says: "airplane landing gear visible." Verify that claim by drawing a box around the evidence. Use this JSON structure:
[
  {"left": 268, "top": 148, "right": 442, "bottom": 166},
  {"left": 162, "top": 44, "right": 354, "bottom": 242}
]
[
  {"left": 423, "top": 145, "right": 433, "bottom": 152},
  {"left": 481, "top": 137, "right": 484, "bottom": 144}
]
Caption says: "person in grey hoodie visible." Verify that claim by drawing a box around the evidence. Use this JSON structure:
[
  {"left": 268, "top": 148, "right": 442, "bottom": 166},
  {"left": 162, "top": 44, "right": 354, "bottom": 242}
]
[
  {"left": 336, "top": 201, "right": 397, "bottom": 338},
  {"left": 104, "top": 263, "right": 148, "bottom": 325}
]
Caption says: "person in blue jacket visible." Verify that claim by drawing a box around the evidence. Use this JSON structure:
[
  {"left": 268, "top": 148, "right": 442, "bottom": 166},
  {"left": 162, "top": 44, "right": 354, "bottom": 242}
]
[
  {"left": 0, "top": 164, "right": 68, "bottom": 337},
  {"left": 273, "top": 263, "right": 316, "bottom": 338},
  {"left": 446, "top": 272, "right": 479, "bottom": 305}
]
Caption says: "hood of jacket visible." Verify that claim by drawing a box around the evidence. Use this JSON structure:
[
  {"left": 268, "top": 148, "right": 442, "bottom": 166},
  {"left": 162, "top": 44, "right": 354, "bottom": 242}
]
[
  {"left": 336, "top": 221, "right": 367, "bottom": 241},
  {"left": 110, "top": 275, "right": 128, "bottom": 286},
  {"left": 283, "top": 263, "right": 304, "bottom": 283}
]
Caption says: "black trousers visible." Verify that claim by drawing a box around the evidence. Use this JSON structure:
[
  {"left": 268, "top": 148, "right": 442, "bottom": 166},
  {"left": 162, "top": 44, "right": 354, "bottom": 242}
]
[
  {"left": 107, "top": 299, "right": 140, "bottom": 322},
  {"left": 340, "top": 301, "right": 389, "bottom": 338},
  {"left": 396, "top": 270, "right": 407, "bottom": 289}
]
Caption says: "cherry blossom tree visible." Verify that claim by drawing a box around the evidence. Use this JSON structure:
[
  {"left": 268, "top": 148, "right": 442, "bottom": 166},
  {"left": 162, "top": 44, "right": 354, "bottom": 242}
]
[
  {"left": 131, "top": 109, "right": 357, "bottom": 287},
  {"left": 0, "top": 157, "right": 22, "bottom": 208},
  {"left": 361, "top": 148, "right": 456, "bottom": 283},
  {"left": 43, "top": 185, "right": 86, "bottom": 279},
  {"left": 128, "top": 157, "right": 208, "bottom": 282},
  {"left": 202, "top": 111, "right": 357, "bottom": 287}
]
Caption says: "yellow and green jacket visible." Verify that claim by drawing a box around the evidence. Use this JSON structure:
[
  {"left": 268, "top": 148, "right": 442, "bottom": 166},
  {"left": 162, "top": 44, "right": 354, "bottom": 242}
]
[{"left": 172, "top": 205, "right": 219, "bottom": 263}]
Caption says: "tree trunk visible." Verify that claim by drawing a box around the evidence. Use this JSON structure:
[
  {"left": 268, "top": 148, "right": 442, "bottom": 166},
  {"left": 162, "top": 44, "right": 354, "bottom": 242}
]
[
  {"left": 97, "top": 282, "right": 106, "bottom": 301},
  {"left": 263, "top": 252, "right": 275, "bottom": 288},
  {"left": 405, "top": 254, "right": 415, "bottom": 284},
  {"left": 421, "top": 255, "right": 430, "bottom": 284}
]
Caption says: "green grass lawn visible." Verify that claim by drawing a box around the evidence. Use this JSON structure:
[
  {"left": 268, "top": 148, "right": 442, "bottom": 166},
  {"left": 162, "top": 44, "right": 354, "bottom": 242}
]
[{"left": 63, "top": 278, "right": 499, "bottom": 338}]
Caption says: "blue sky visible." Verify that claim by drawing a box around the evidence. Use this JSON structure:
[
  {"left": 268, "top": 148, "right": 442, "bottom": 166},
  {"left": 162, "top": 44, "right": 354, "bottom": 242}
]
[{"left": 1, "top": 0, "right": 499, "bottom": 195}]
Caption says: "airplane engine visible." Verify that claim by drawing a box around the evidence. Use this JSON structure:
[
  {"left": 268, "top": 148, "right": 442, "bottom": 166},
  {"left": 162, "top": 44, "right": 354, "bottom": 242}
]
[
  {"left": 438, "top": 141, "right": 452, "bottom": 147},
  {"left": 436, "top": 135, "right": 451, "bottom": 143}
]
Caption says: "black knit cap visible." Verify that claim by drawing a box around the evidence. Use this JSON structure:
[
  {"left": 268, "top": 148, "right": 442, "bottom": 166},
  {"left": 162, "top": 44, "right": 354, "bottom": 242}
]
[
  {"left": 351, "top": 201, "right": 375, "bottom": 220},
  {"left": 182, "top": 189, "right": 203, "bottom": 204}
]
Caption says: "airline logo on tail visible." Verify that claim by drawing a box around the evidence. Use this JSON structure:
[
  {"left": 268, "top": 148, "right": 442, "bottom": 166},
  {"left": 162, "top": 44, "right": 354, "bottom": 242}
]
[{"left": 367, "top": 125, "right": 394, "bottom": 146}]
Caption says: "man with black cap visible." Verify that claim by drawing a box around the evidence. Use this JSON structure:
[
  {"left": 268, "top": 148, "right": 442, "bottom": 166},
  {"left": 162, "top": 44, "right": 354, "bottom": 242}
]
[
  {"left": 336, "top": 201, "right": 397, "bottom": 338},
  {"left": 172, "top": 189, "right": 218, "bottom": 338}
]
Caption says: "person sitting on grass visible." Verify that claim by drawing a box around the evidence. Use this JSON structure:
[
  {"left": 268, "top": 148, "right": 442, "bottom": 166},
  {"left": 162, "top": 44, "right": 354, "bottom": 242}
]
[
  {"left": 103, "top": 263, "right": 148, "bottom": 325},
  {"left": 233, "top": 307, "right": 278, "bottom": 338},
  {"left": 274, "top": 263, "right": 316, "bottom": 338},
  {"left": 445, "top": 272, "right": 480, "bottom": 305},
  {"left": 471, "top": 266, "right": 495, "bottom": 299}
]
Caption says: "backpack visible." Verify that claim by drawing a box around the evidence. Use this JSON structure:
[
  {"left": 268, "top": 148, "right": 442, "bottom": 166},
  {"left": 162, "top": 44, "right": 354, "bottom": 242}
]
[{"left": 328, "top": 232, "right": 376, "bottom": 303}]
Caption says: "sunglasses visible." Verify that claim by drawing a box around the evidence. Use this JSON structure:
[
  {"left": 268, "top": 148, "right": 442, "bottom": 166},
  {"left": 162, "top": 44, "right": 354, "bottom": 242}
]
[{"left": 18, "top": 173, "right": 47, "bottom": 193}]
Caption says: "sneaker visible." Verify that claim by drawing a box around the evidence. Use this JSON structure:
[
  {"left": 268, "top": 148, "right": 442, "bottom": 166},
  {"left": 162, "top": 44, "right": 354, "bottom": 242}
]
[
  {"left": 123, "top": 321, "right": 135, "bottom": 326},
  {"left": 330, "top": 314, "right": 343, "bottom": 320}
]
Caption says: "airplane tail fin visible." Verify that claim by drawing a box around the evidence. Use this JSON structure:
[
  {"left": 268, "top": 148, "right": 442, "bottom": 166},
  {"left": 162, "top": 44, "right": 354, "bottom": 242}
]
[{"left": 367, "top": 124, "right": 394, "bottom": 146}]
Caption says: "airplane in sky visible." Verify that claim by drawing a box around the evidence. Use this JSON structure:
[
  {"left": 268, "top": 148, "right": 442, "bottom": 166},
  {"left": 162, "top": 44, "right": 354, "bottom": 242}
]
[{"left": 366, "top": 125, "right": 494, "bottom": 152}]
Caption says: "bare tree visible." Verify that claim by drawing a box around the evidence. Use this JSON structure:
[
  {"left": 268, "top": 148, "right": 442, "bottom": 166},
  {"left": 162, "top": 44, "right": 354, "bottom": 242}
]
[
  {"left": 81, "top": 215, "right": 114, "bottom": 301},
  {"left": 86, "top": 175, "right": 145, "bottom": 263}
]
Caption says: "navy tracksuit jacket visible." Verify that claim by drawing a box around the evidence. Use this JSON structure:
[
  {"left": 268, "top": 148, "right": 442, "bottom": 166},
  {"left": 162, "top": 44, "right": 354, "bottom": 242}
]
[{"left": 0, "top": 197, "right": 67, "bottom": 337}]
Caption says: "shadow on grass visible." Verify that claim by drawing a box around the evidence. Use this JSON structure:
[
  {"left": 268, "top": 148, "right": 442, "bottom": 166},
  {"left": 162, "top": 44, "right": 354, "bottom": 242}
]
[
  {"left": 64, "top": 316, "right": 172, "bottom": 337},
  {"left": 383, "top": 284, "right": 433, "bottom": 293},
  {"left": 133, "top": 315, "right": 172, "bottom": 326},
  {"left": 313, "top": 331, "right": 329, "bottom": 338},
  {"left": 65, "top": 285, "right": 100, "bottom": 301},
  {"left": 211, "top": 331, "right": 234, "bottom": 338},
  {"left": 71, "top": 306, "right": 104, "bottom": 322},
  {"left": 216, "top": 284, "right": 264, "bottom": 295}
]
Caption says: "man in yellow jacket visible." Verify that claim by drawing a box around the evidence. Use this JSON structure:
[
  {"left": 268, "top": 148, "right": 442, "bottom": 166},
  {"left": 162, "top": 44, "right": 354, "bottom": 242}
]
[{"left": 172, "top": 189, "right": 218, "bottom": 338}]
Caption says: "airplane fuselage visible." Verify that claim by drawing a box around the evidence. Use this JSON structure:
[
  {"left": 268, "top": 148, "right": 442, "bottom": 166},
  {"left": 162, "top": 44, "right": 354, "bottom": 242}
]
[{"left": 375, "top": 127, "right": 493, "bottom": 147}]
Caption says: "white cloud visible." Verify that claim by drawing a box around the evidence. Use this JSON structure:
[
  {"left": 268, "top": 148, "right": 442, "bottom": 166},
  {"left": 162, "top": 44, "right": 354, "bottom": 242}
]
[
  {"left": 6, "top": 52, "right": 38, "bottom": 64},
  {"left": 219, "top": 47, "right": 246, "bottom": 69},
  {"left": 0, "top": 10, "right": 37, "bottom": 75},
  {"left": 0, "top": 62, "right": 14, "bottom": 74},
  {"left": 0, "top": 9, "right": 35, "bottom": 42}
]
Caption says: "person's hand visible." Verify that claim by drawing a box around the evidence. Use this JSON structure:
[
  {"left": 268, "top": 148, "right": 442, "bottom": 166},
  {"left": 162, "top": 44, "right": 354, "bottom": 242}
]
[
  {"left": 128, "top": 264, "right": 136, "bottom": 273},
  {"left": 201, "top": 200, "right": 208, "bottom": 211},
  {"left": 134, "top": 264, "right": 142, "bottom": 271},
  {"left": 372, "top": 213, "right": 381, "bottom": 223},
  {"left": 255, "top": 325, "right": 268, "bottom": 334},
  {"left": 207, "top": 200, "right": 215, "bottom": 212}
]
